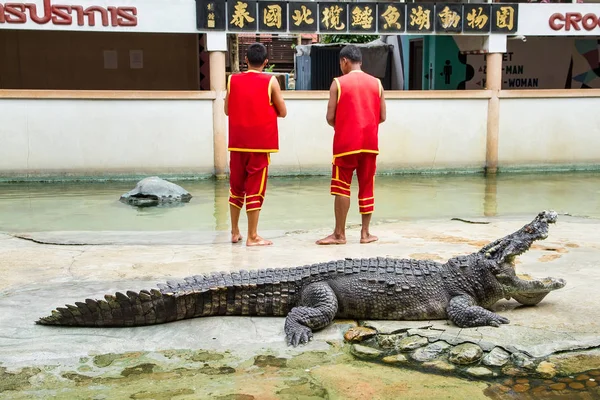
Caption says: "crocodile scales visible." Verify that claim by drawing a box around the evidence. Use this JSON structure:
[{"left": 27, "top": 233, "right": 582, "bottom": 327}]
[{"left": 37, "top": 211, "right": 566, "bottom": 346}]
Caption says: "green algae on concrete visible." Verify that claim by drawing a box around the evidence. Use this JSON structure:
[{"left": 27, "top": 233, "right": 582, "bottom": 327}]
[
  {"left": 285, "top": 351, "right": 337, "bottom": 370},
  {"left": 121, "top": 363, "right": 158, "bottom": 377},
  {"left": 61, "top": 371, "right": 94, "bottom": 383},
  {"left": 254, "top": 355, "right": 288, "bottom": 368},
  {"left": 309, "top": 360, "right": 487, "bottom": 400},
  {"left": 131, "top": 388, "right": 196, "bottom": 399},
  {"left": 549, "top": 349, "right": 600, "bottom": 376},
  {"left": 190, "top": 350, "right": 226, "bottom": 362},
  {"left": 214, "top": 395, "right": 257, "bottom": 400},
  {"left": 0, "top": 366, "right": 41, "bottom": 393},
  {"left": 0, "top": 346, "right": 491, "bottom": 400},
  {"left": 275, "top": 379, "right": 329, "bottom": 399},
  {"left": 93, "top": 351, "right": 146, "bottom": 368},
  {"left": 196, "top": 365, "right": 236, "bottom": 375}
]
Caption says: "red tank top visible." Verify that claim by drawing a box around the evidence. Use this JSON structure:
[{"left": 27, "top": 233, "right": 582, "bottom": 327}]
[
  {"left": 333, "top": 70, "right": 382, "bottom": 158},
  {"left": 227, "top": 71, "right": 279, "bottom": 152}
]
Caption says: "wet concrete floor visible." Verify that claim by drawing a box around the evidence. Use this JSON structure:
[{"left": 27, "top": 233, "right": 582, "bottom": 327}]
[{"left": 1, "top": 213, "right": 599, "bottom": 399}]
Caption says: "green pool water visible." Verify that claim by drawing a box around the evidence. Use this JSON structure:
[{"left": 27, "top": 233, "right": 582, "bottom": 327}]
[{"left": 0, "top": 172, "right": 598, "bottom": 233}]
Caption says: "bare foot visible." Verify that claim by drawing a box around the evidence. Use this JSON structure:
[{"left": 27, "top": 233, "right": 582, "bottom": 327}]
[
  {"left": 231, "top": 233, "right": 243, "bottom": 244},
  {"left": 360, "top": 234, "right": 378, "bottom": 244},
  {"left": 247, "top": 235, "right": 273, "bottom": 247},
  {"left": 316, "top": 234, "right": 346, "bottom": 245}
]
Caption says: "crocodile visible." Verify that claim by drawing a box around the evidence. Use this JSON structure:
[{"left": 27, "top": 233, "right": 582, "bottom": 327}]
[{"left": 37, "top": 210, "right": 566, "bottom": 346}]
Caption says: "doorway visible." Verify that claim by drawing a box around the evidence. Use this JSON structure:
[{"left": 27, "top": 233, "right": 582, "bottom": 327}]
[{"left": 409, "top": 39, "right": 423, "bottom": 90}]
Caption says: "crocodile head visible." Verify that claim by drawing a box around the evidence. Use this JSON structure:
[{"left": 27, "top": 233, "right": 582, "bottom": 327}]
[{"left": 478, "top": 210, "right": 566, "bottom": 305}]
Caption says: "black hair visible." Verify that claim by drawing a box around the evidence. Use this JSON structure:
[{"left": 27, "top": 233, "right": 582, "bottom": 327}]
[
  {"left": 339, "top": 44, "right": 362, "bottom": 63},
  {"left": 246, "top": 43, "right": 268, "bottom": 67}
]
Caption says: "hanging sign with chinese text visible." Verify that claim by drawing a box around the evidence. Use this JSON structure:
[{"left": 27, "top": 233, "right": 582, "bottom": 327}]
[
  {"left": 348, "top": 3, "right": 377, "bottom": 33},
  {"left": 259, "top": 1, "right": 287, "bottom": 32},
  {"left": 435, "top": 4, "right": 462, "bottom": 33},
  {"left": 196, "top": 0, "right": 226, "bottom": 30},
  {"left": 226, "top": 0, "right": 257, "bottom": 31},
  {"left": 288, "top": 2, "right": 317, "bottom": 32},
  {"left": 407, "top": 3, "right": 434, "bottom": 33},
  {"left": 491, "top": 4, "right": 519, "bottom": 33},
  {"left": 378, "top": 3, "right": 405, "bottom": 33},
  {"left": 319, "top": 3, "right": 347, "bottom": 33},
  {"left": 195, "top": 1, "right": 519, "bottom": 35},
  {"left": 1, "top": 1, "right": 595, "bottom": 36},
  {"left": 463, "top": 4, "right": 491, "bottom": 33}
]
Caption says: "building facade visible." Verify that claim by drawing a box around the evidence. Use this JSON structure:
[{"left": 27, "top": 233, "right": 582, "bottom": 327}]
[{"left": 1, "top": 1, "right": 599, "bottom": 179}]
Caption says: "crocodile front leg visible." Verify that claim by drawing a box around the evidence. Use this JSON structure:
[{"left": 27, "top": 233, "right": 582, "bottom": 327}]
[
  {"left": 447, "top": 295, "right": 510, "bottom": 328},
  {"left": 284, "top": 282, "right": 338, "bottom": 347}
]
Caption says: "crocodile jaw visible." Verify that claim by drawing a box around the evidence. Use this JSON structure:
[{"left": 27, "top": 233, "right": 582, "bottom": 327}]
[{"left": 480, "top": 210, "right": 558, "bottom": 265}]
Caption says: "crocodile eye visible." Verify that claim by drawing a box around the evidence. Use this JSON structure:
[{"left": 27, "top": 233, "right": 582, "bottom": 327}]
[
  {"left": 483, "top": 260, "right": 501, "bottom": 275},
  {"left": 488, "top": 260, "right": 514, "bottom": 276}
]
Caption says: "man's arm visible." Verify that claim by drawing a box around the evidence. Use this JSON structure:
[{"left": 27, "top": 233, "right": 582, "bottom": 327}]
[
  {"left": 270, "top": 77, "right": 287, "bottom": 118},
  {"left": 326, "top": 80, "right": 338, "bottom": 127},
  {"left": 224, "top": 75, "right": 230, "bottom": 116},
  {"left": 379, "top": 81, "right": 386, "bottom": 124}
]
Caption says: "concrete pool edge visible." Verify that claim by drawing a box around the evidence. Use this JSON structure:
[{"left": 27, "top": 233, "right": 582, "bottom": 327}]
[{"left": 1, "top": 165, "right": 599, "bottom": 183}]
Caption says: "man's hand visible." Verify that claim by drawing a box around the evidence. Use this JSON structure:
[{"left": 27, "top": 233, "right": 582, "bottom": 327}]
[
  {"left": 326, "top": 80, "right": 338, "bottom": 127},
  {"left": 224, "top": 75, "right": 230, "bottom": 116},
  {"left": 270, "top": 77, "right": 287, "bottom": 118},
  {"left": 379, "top": 80, "right": 386, "bottom": 124}
]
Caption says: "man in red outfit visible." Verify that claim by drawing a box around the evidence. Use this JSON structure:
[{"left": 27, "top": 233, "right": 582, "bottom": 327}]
[
  {"left": 225, "top": 43, "right": 287, "bottom": 246},
  {"left": 317, "top": 44, "right": 387, "bottom": 245}
]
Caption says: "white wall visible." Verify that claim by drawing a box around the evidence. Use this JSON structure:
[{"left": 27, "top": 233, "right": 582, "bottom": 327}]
[
  {"left": 273, "top": 99, "right": 332, "bottom": 174},
  {"left": 499, "top": 97, "right": 600, "bottom": 168},
  {"left": 0, "top": 98, "right": 215, "bottom": 178},
  {"left": 2, "top": 93, "right": 600, "bottom": 179},
  {"left": 272, "top": 98, "right": 488, "bottom": 174},
  {"left": 377, "top": 99, "right": 488, "bottom": 171}
]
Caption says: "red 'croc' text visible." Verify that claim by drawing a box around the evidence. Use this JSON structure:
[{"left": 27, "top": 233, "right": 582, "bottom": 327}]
[{"left": 549, "top": 12, "right": 600, "bottom": 31}]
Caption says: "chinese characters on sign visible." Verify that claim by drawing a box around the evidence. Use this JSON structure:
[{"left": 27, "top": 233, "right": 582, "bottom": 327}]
[
  {"left": 407, "top": 3, "right": 433, "bottom": 33},
  {"left": 435, "top": 4, "right": 462, "bottom": 33},
  {"left": 259, "top": 2, "right": 287, "bottom": 32},
  {"left": 289, "top": 2, "right": 317, "bottom": 32},
  {"left": 491, "top": 4, "right": 518, "bottom": 33},
  {"left": 319, "top": 3, "right": 347, "bottom": 32},
  {"left": 207, "top": 2, "right": 216, "bottom": 28},
  {"left": 463, "top": 4, "right": 490, "bottom": 33},
  {"left": 378, "top": 3, "right": 405, "bottom": 33},
  {"left": 196, "top": 1, "right": 519, "bottom": 34},
  {"left": 227, "top": 0, "right": 257, "bottom": 31},
  {"left": 196, "top": 0, "right": 225, "bottom": 30},
  {"left": 349, "top": 3, "right": 376, "bottom": 33}
]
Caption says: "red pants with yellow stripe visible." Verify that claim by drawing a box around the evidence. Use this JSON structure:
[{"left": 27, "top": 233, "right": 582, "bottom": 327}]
[
  {"left": 330, "top": 152, "right": 377, "bottom": 214},
  {"left": 228, "top": 151, "right": 270, "bottom": 212}
]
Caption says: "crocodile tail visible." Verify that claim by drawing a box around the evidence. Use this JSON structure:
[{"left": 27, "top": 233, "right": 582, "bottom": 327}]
[
  {"left": 36, "top": 289, "right": 185, "bottom": 327},
  {"left": 36, "top": 269, "right": 298, "bottom": 327}
]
